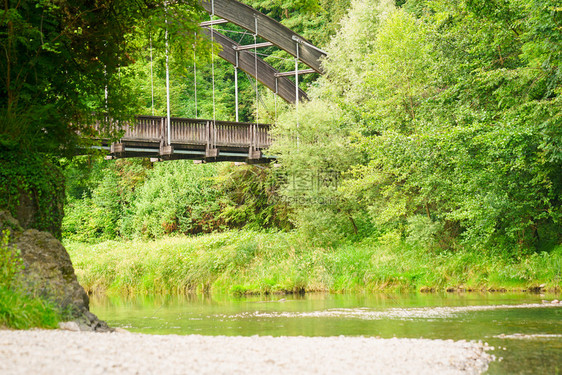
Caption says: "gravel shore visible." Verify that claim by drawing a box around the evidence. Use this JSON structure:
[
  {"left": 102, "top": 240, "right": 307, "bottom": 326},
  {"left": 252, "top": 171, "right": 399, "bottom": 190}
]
[{"left": 0, "top": 330, "right": 493, "bottom": 375}]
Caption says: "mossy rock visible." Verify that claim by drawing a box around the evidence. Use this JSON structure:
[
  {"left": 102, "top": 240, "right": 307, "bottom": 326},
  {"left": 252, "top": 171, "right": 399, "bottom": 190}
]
[{"left": 1, "top": 211, "right": 111, "bottom": 331}]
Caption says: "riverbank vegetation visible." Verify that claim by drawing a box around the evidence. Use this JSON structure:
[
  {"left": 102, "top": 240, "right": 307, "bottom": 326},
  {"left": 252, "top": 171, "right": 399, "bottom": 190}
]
[
  {"left": 62, "top": 0, "right": 562, "bottom": 296},
  {"left": 66, "top": 231, "right": 562, "bottom": 295}
]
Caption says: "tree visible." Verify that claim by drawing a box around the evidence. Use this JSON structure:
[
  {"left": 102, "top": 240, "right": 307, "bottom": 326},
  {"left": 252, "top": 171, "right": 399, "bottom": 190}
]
[
  {"left": 270, "top": 0, "right": 562, "bottom": 252},
  {"left": 0, "top": 0, "right": 202, "bottom": 156},
  {"left": 0, "top": 1, "right": 204, "bottom": 236}
]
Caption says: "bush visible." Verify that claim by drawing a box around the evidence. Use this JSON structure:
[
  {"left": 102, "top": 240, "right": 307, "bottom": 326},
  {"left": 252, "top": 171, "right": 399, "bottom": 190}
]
[
  {"left": 63, "top": 158, "right": 151, "bottom": 242},
  {"left": 405, "top": 215, "right": 445, "bottom": 250},
  {"left": 63, "top": 157, "right": 293, "bottom": 242},
  {"left": 125, "top": 161, "right": 222, "bottom": 238},
  {"left": 0, "top": 230, "right": 22, "bottom": 290},
  {"left": 215, "top": 164, "right": 292, "bottom": 230}
]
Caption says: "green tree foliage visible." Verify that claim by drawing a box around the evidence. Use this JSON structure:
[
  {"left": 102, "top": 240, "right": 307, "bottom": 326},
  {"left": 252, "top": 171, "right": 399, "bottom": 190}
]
[
  {"left": 0, "top": 0, "right": 202, "bottom": 155},
  {"left": 270, "top": 100, "right": 372, "bottom": 243},
  {"left": 362, "top": 9, "right": 434, "bottom": 133},
  {"left": 215, "top": 164, "right": 292, "bottom": 230},
  {"left": 319, "top": 0, "right": 395, "bottom": 113},
  {"left": 126, "top": 161, "right": 221, "bottom": 238},
  {"left": 63, "top": 158, "right": 292, "bottom": 241},
  {"left": 62, "top": 158, "right": 152, "bottom": 241},
  {"left": 273, "top": 0, "right": 562, "bottom": 252}
]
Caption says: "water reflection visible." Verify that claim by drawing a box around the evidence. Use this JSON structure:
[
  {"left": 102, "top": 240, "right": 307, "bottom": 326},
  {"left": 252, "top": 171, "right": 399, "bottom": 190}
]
[{"left": 90, "top": 292, "right": 561, "bottom": 374}]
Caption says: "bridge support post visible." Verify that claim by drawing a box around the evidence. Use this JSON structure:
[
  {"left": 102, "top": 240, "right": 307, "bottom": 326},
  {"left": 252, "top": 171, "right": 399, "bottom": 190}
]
[
  {"left": 248, "top": 123, "right": 261, "bottom": 160},
  {"left": 158, "top": 117, "right": 174, "bottom": 159},
  {"left": 205, "top": 120, "right": 219, "bottom": 158},
  {"left": 206, "top": 148, "right": 219, "bottom": 158},
  {"left": 160, "top": 145, "right": 174, "bottom": 157},
  {"left": 248, "top": 149, "right": 262, "bottom": 160},
  {"left": 110, "top": 143, "right": 125, "bottom": 158}
]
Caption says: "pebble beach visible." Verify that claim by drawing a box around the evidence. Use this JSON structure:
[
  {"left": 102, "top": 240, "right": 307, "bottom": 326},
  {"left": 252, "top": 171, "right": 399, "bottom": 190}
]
[{"left": 0, "top": 330, "right": 493, "bottom": 375}]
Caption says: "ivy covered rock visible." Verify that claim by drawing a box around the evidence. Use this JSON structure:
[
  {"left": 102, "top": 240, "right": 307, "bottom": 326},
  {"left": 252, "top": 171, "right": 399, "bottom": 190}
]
[{"left": 0, "top": 149, "right": 64, "bottom": 239}]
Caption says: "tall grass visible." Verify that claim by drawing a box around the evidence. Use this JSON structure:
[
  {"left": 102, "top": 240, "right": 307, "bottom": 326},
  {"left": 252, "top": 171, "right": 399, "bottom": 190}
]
[
  {"left": 66, "top": 230, "right": 562, "bottom": 295},
  {"left": 0, "top": 287, "right": 62, "bottom": 329}
]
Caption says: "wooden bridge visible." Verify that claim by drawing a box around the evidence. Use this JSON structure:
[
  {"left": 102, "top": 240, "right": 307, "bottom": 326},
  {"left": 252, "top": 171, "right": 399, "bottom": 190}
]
[
  {"left": 96, "top": 116, "right": 272, "bottom": 163},
  {"left": 96, "top": 0, "right": 326, "bottom": 163}
]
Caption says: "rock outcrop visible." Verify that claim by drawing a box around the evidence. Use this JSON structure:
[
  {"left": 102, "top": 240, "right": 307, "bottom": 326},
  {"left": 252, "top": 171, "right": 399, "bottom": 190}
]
[{"left": 1, "top": 211, "right": 110, "bottom": 331}]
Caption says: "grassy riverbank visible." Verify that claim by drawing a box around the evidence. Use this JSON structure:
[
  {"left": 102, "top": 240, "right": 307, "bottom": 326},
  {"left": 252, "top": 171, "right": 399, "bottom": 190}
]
[
  {"left": 0, "top": 288, "right": 62, "bottom": 329},
  {"left": 65, "top": 231, "right": 562, "bottom": 295}
]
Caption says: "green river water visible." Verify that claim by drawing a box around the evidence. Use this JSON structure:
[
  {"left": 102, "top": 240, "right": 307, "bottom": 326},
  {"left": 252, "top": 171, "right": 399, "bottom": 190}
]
[{"left": 90, "top": 292, "right": 561, "bottom": 374}]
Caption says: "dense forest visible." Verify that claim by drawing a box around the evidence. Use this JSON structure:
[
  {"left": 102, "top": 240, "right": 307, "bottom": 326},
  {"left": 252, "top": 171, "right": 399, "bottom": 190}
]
[
  {"left": 63, "top": 0, "right": 561, "bottom": 255},
  {"left": 1, "top": 0, "right": 561, "bottom": 295},
  {"left": 272, "top": 0, "right": 562, "bottom": 254}
]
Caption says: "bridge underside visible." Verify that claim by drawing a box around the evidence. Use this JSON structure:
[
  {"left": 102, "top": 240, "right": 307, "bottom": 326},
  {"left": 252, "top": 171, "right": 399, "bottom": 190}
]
[
  {"left": 199, "top": 0, "right": 326, "bottom": 104},
  {"left": 201, "top": 28, "right": 308, "bottom": 103},
  {"left": 96, "top": 140, "right": 273, "bottom": 164}
]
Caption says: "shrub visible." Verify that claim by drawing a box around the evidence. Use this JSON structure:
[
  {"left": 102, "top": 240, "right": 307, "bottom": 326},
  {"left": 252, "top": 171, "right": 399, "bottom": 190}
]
[{"left": 125, "top": 161, "right": 222, "bottom": 238}]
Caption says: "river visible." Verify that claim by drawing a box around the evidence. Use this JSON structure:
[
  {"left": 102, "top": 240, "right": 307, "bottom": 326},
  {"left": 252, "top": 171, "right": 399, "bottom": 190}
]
[{"left": 90, "top": 292, "right": 561, "bottom": 374}]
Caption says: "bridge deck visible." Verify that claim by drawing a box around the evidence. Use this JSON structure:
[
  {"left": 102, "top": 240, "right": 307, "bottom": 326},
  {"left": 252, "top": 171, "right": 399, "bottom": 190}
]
[{"left": 97, "top": 116, "right": 273, "bottom": 163}]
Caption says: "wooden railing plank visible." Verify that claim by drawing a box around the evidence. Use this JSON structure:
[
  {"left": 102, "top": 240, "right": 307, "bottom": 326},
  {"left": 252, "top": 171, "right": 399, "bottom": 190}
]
[{"left": 96, "top": 115, "right": 272, "bottom": 155}]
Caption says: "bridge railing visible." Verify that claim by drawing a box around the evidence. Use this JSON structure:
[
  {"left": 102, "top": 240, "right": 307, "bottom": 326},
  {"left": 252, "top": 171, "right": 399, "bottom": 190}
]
[
  {"left": 96, "top": 115, "right": 271, "bottom": 151},
  {"left": 148, "top": 116, "right": 271, "bottom": 150},
  {"left": 168, "top": 117, "right": 208, "bottom": 145},
  {"left": 125, "top": 116, "right": 165, "bottom": 143},
  {"left": 211, "top": 120, "right": 270, "bottom": 149}
]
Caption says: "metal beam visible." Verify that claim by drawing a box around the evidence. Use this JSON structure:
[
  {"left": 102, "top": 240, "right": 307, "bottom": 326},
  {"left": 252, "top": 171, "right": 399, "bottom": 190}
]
[
  {"left": 274, "top": 69, "right": 316, "bottom": 78},
  {"left": 200, "top": 0, "right": 326, "bottom": 73},
  {"left": 233, "top": 42, "right": 273, "bottom": 51},
  {"left": 201, "top": 28, "right": 307, "bottom": 104}
]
